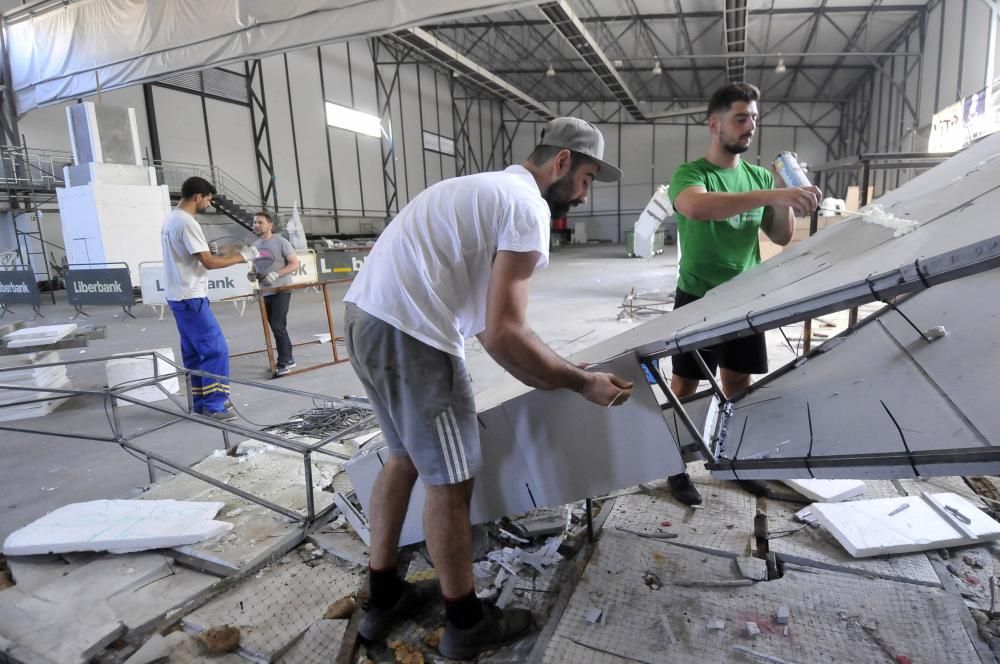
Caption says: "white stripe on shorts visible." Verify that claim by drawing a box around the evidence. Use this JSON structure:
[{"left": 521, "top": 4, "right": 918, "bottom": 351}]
[
  {"left": 435, "top": 412, "right": 459, "bottom": 483},
  {"left": 446, "top": 407, "right": 470, "bottom": 480}
]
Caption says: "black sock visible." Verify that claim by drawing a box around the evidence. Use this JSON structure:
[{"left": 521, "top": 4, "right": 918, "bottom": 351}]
[
  {"left": 368, "top": 566, "right": 405, "bottom": 609},
  {"left": 444, "top": 590, "right": 484, "bottom": 629}
]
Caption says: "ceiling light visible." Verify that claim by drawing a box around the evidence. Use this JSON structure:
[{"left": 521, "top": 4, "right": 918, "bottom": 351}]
[
  {"left": 775, "top": 55, "right": 786, "bottom": 74},
  {"left": 613, "top": 59, "right": 623, "bottom": 69},
  {"left": 546, "top": 63, "right": 556, "bottom": 77},
  {"left": 652, "top": 60, "right": 662, "bottom": 75}
]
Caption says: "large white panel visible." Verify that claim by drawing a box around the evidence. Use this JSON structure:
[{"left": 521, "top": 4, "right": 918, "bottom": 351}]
[
  {"left": 619, "top": 125, "right": 654, "bottom": 213},
  {"left": 285, "top": 48, "right": 335, "bottom": 211},
  {"left": 152, "top": 87, "right": 209, "bottom": 167},
  {"left": 261, "top": 54, "right": 302, "bottom": 209},
  {"left": 652, "top": 124, "right": 687, "bottom": 189},
  {"left": 962, "top": 0, "right": 991, "bottom": 96},
  {"left": 204, "top": 98, "right": 258, "bottom": 203},
  {"left": 399, "top": 65, "right": 425, "bottom": 201},
  {"left": 330, "top": 129, "right": 364, "bottom": 213},
  {"left": 18, "top": 103, "right": 72, "bottom": 152}
]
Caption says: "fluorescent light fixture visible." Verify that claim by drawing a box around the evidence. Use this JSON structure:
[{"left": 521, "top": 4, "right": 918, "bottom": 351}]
[
  {"left": 325, "top": 102, "right": 382, "bottom": 138},
  {"left": 775, "top": 55, "right": 786, "bottom": 74},
  {"left": 546, "top": 63, "right": 556, "bottom": 77},
  {"left": 652, "top": 60, "right": 662, "bottom": 75}
]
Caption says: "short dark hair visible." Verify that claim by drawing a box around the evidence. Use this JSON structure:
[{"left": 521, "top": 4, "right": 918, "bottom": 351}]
[
  {"left": 180, "top": 176, "right": 217, "bottom": 200},
  {"left": 707, "top": 82, "right": 760, "bottom": 118},
  {"left": 527, "top": 145, "right": 596, "bottom": 172},
  {"left": 254, "top": 211, "right": 273, "bottom": 224}
]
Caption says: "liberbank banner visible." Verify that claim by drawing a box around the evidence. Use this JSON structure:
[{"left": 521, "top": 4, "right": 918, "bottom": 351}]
[
  {"left": 66, "top": 267, "right": 134, "bottom": 307},
  {"left": 0, "top": 269, "right": 41, "bottom": 305},
  {"left": 138, "top": 261, "right": 254, "bottom": 304}
]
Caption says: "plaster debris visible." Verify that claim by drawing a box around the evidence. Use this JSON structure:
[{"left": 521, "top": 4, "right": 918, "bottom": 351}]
[
  {"left": 859, "top": 203, "right": 919, "bottom": 237},
  {"left": 776, "top": 605, "right": 790, "bottom": 625},
  {"left": 737, "top": 556, "right": 769, "bottom": 581},
  {"left": 783, "top": 478, "right": 865, "bottom": 502},
  {"left": 585, "top": 607, "right": 604, "bottom": 624},
  {"left": 745, "top": 621, "right": 762, "bottom": 639},
  {"left": 706, "top": 617, "right": 726, "bottom": 630}
]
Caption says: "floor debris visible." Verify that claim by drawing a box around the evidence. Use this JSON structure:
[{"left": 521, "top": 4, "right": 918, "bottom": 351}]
[
  {"left": 201, "top": 624, "right": 240, "bottom": 654},
  {"left": 323, "top": 595, "right": 356, "bottom": 619}
]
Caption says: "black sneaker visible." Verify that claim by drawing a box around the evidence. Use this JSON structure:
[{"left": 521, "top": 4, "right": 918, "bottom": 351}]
[
  {"left": 736, "top": 479, "right": 771, "bottom": 498},
  {"left": 668, "top": 472, "right": 703, "bottom": 506},
  {"left": 358, "top": 580, "right": 439, "bottom": 642},
  {"left": 439, "top": 602, "right": 533, "bottom": 661},
  {"left": 285, "top": 360, "right": 296, "bottom": 369},
  {"left": 275, "top": 364, "right": 291, "bottom": 377}
]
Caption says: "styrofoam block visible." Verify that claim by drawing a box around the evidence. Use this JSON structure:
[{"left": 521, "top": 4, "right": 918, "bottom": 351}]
[
  {"left": 2, "top": 499, "right": 232, "bottom": 556},
  {"left": 809, "top": 492, "right": 1000, "bottom": 558},
  {"left": 3, "top": 324, "right": 77, "bottom": 347},
  {"left": 783, "top": 479, "right": 866, "bottom": 502},
  {"left": 106, "top": 348, "right": 179, "bottom": 405}
]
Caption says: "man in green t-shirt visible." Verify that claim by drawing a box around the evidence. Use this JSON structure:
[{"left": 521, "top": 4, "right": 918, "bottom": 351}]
[{"left": 665, "top": 82, "right": 821, "bottom": 506}]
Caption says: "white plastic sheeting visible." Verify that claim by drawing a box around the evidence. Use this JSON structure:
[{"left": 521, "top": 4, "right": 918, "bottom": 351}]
[{"left": 4, "top": 0, "right": 533, "bottom": 115}]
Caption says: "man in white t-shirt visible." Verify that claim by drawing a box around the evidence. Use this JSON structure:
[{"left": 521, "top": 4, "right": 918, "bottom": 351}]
[
  {"left": 160, "top": 176, "right": 258, "bottom": 422},
  {"left": 344, "top": 117, "right": 634, "bottom": 659}
]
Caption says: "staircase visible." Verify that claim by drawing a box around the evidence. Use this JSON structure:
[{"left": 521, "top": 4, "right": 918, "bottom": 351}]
[
  {"left": 210, "top": 193, "right": 256, "bottom": 231},
  {"left": 150, "top": 160, "right": 264, "bottom": 233}
]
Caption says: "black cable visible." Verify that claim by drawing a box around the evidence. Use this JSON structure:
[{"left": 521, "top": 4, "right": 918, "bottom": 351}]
[{"left": 865, "top": 274, "right": 932, "bottom": 343}]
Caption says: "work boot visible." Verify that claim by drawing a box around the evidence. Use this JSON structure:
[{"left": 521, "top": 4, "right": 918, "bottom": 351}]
[
  {"left": 736, "top": 479, "right": 771, "bottom": 498},
  {"left": 359, "top": 580, "right": 439, "bottom": 642},
  {"left": 668, "top": 472, "right": 702, "bottom": 506},
  {"left": 439, "top": 602, "right": 533, "bottom": 660},
  {"left": 203, "top": 408, "right": 237, "bottom": 422}
]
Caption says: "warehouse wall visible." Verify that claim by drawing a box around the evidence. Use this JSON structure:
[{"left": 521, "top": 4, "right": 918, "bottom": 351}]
[{"left": 844, "top": 0, "right": 999, "bottom": 197}]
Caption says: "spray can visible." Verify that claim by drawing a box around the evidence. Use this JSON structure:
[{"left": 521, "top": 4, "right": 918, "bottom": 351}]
[{"left": 773, "top": 152, "right": 811, "bottom": 188}]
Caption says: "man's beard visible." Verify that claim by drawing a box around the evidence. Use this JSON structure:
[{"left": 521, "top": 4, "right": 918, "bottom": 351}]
[
  {"left": 721, "top": 131, "right": 753, "bottom": 155},
  {"left": 543, "top": 176, "right": 582, "bottom": 219}
]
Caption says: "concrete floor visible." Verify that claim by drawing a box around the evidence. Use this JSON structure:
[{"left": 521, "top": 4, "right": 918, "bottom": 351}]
[{"left": 1, "top": 243, "right": 687, "bottom": 542}]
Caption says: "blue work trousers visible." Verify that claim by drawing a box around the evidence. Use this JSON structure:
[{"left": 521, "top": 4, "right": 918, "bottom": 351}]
[{"left": 168, "top": 298, "right": 230, "bottom": 413}]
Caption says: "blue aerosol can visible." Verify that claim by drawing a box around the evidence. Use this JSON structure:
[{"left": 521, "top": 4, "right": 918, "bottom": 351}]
[{"left": 773, "top": 152, "right": 811, "bottom": 188}]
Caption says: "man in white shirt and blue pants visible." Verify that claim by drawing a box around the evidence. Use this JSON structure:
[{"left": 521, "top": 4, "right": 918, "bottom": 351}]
[
  {"left": 160, "top": 177, "right": 258, "bottom": 422},
  {"left": 344, "top": 118, "right": 635, "bottom": 659}
]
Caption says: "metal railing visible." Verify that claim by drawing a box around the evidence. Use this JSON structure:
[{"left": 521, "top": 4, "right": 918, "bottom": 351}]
[
  {"left": 147, "top": 159, "right": 263, "bottom": 211},
  {"left": 0, "top": 145, "right": 71, "bottom": 190}
]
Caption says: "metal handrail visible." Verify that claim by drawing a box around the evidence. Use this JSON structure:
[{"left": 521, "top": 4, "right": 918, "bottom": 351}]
[
  {"left": 147, "top": 158, "right": 263, "bottom": 211},
  {"left": 0, "top": 145, "right": 72, "bottom": 189}
]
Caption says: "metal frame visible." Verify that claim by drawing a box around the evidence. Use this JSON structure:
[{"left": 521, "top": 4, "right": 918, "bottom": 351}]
[
  {"left": 0, "top": 349, "right": 375, "bottom": 524},
  {"left": 246, "top": 59, "right": 279, "bottom": 213},
  {"left": 235, "top": 279, "right": 350, "bottom": 377}
]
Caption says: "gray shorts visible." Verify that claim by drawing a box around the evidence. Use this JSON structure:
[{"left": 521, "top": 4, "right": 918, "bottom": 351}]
[{"left": 344, "top": 302, "right": 481, "bottom": 485}]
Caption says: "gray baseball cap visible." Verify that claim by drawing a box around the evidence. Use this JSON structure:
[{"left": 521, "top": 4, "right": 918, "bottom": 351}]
[{"left": 538, "top": 117, "right": 622, "bottom": 182}]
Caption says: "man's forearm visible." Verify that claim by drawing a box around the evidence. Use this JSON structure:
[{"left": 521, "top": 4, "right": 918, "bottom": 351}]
[
  {"left": 681, "top": 190, "right": 774, "bottom": 221},
  {"left": 484, "top": 325, "right": 586, "bottom": 392},
  {"left": 762, "top": 205, "right": 795, "bottom": 245},
  {"left": 202, "top": 254, "right": 245, "bottom": 270}
]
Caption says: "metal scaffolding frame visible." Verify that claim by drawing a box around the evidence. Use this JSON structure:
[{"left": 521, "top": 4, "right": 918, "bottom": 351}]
[{"left": 0, "top": 350, "right": 376, "bottom": 524}]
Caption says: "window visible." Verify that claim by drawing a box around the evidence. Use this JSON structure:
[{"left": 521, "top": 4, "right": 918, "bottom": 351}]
[
  {"left": 423, "top": 130, "right": 455, "bottom": 156},
  {"left": 325, "top": 102, "right": 383, "bottom": 138}
]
